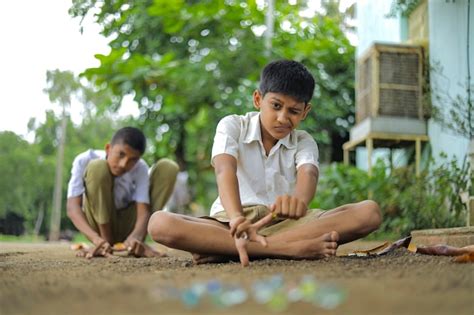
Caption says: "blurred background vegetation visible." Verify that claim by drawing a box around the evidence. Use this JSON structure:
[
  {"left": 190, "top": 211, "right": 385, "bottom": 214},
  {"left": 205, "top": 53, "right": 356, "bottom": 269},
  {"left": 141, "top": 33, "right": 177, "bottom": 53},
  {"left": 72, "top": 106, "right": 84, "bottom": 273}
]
[{"left": 0, "top": 0, "right": 469, "bottom": 240}]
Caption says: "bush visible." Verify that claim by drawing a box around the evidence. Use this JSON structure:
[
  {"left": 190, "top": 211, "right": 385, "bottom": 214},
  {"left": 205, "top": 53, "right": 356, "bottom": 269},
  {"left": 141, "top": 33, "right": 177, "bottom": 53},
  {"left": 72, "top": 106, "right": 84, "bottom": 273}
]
[{"left": 311, "top": 154, "right": 472, "bottom": 239}]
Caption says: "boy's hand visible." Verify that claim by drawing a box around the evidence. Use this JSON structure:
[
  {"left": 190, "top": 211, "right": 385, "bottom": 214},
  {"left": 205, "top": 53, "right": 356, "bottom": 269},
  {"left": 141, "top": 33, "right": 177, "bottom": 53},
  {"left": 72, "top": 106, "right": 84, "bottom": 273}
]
[
  {"left": 270, "top": 195, "right": 308, "bottom": 219},
  {"left": 229, "top": 213, "right": 273, "bottom": 267},
  {"left": 125, "top": 236, "right": 146, "bottom": 257},
  {"left": 76, "top": 239, "right": 113, "bottom": 259}
]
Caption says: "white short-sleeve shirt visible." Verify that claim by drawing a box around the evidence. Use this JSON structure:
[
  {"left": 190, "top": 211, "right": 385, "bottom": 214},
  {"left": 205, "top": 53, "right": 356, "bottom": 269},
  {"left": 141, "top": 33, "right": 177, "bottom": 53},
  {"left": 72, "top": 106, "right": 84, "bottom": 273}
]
[
  {"left": 67, "top": 149, "right": 150, "bottom": 209},
  {"left": 210, "top": 111, "right": 319, "bottom": 216}
]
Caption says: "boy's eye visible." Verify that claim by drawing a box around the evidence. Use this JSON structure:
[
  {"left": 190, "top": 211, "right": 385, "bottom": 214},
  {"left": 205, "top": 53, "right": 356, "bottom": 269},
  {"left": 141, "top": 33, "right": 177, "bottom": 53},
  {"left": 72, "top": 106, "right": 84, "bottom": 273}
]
[
  {"left": 272, "top": 102, "right": 281, "bottom": 109},
  {"left": 290, "top": 109, "right": 301, "bottom": 115}
]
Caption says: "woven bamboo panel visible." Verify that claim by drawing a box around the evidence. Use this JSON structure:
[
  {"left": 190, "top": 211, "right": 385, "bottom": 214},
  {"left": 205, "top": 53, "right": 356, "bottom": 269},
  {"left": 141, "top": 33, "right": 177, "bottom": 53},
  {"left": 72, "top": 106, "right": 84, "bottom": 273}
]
[{"left": 356, "top": 43, "right": 424, "bottom": 123}]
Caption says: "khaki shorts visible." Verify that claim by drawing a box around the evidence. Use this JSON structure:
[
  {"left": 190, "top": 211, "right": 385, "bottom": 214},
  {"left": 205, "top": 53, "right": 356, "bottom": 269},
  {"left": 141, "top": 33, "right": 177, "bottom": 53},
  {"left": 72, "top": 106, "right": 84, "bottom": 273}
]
[{"left": 206, "top": 205, "right": 324, "bottom": 237}]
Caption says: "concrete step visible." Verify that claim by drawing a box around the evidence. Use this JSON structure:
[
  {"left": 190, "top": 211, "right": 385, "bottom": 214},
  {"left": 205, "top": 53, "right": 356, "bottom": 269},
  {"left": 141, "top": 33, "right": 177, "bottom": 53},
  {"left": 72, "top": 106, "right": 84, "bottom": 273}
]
[{"left": 411, "top": 227, "right": 474, "bottom": 247}]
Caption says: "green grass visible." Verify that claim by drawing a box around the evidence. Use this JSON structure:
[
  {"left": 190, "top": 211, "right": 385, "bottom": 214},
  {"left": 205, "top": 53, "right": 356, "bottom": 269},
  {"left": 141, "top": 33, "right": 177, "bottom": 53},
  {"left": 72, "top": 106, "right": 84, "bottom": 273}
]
[
  {"left": 363, "top": 230, "right": 405, "bottom": 242},
  {"left": 71, "top": 233, "right": 91, "bottom": 244},
  {"left": 0, "top": 234, "right": 46, "bottom": 242},
  {"left": 72, "top": 233, "right": 157, "bottom": 245}
]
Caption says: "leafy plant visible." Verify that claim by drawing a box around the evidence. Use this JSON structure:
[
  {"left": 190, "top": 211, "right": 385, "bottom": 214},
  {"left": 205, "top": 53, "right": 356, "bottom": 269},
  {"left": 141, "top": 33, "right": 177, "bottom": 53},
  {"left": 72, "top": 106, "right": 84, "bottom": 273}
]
[
  {"left": 68, "top": 0, "right": 357, "bottom": 210},
  {"left": 386, "top": 0, "right": 422, "bottom": 18},
  {"left": 311, "top": 155, "right": 471, "bottom": 239}
]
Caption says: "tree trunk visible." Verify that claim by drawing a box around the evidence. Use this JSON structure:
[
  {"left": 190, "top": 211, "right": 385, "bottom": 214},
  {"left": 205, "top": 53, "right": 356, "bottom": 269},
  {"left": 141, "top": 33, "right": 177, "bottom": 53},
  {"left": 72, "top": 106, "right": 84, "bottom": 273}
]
[
  {"left": 49, "top": 110, "right": 67, "bottom": 241},
  {"left": 34, "top": 204, "right": 44, "bottom": 237}
]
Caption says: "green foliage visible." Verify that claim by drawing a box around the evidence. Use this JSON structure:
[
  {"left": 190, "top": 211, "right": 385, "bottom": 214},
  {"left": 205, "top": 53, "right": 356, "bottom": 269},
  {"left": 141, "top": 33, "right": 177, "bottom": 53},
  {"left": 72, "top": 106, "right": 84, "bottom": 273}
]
[
  {"left": 0, "top": 132, "right": 55, "bottom": 231},
  {"left": 0, "top": 234, "right": 46, "bottom": 242},
  {"left": 426, "top": 62, "right": 474, "bottom": 140},
  {"left": 430, "top": 84, "right": 474, "bottom": 140},
  {"left": 0, "top": 71, "right": 128, "bottom": 236},
  {"left": 312, "top": 156, "right": 471, "bottom": 238},
  {"left": 386, "top": 0, "right": 422, "bottom": 18},
  {"left": 69, "top": 0, "right": 356, "bottom": 209},
  {"left": 44, "top": 70, "right": 81, "bottom": 106}
]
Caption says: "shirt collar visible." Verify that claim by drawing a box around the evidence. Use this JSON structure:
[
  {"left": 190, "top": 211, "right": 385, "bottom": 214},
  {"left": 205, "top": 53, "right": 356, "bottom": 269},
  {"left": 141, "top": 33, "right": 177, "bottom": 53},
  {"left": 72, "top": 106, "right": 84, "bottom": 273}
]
[{"left": 243, "top": 112, "right": 296, "bottom": 149}]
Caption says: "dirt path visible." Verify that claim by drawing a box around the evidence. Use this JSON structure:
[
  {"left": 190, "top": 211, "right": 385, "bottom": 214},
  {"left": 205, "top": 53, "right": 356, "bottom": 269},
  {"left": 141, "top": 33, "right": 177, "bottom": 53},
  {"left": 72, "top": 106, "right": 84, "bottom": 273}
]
[{"left": 1, "top": 241, "right": 473, "bottom": 315}]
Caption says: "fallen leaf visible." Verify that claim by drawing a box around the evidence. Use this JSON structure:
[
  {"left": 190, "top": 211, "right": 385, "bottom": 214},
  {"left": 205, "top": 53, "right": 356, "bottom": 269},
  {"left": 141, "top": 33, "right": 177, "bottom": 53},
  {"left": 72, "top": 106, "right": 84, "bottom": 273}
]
[
  {"left": 416, "top": 245, "right": 472, "bottom": 256},
  {"left": 346, "top": 236, "right": 412, "bottom": 257},
  {"left": 453, "top": 252, "right": 474, "bottom": 263},
  {"left": 407, "top": 243, "right": 417, "bottom": 253}
]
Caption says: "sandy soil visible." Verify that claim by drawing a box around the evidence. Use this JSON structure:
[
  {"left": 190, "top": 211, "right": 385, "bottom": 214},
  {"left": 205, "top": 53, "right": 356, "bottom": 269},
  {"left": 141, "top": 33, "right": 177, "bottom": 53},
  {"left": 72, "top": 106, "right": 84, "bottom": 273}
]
[{"left": 1, "top": 240, "right": 473, "bottom": 315}]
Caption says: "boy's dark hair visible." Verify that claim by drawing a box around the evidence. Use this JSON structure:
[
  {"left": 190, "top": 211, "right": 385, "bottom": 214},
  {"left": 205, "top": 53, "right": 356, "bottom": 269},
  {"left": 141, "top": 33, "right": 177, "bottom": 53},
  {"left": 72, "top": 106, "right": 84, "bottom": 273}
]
[
  {"left": 111, "top": 127, "right": 146, "bottom": 155},
  {"left": 259, "top": 59, "right": 315, "bottom": 104}
]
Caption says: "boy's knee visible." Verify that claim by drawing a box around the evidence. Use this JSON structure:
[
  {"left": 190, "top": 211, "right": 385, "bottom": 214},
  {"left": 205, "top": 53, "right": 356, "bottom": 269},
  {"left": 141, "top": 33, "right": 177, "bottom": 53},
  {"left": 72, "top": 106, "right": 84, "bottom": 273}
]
[
  {"left": 148, "top": 211, "right": 178, "bottom": 246},
  {"left": 362, "top": 200, "right": 382, "bottom": 229},
  {"left": 85, "top": 160, "right": 112, "bottom": 188},
  {"left": 151, "top": 159, "right": 179, "bottom": 179}
]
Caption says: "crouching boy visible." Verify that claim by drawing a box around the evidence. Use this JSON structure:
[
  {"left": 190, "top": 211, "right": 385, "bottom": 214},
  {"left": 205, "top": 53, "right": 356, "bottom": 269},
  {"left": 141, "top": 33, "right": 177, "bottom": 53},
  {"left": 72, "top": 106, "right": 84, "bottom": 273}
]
[{"left": 67, "top": 127, "right": 178, "bottom": 258}]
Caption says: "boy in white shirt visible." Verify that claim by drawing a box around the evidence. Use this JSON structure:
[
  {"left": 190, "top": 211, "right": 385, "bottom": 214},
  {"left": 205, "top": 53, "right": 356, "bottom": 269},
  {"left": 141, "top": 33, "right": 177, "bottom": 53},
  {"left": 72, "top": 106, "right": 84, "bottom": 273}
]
[
  {"left": 147, "top": 60, "right": 382, "bottom": 266},
  {"left": 67, "top": 127, "right": 178, "bottom": 258}
]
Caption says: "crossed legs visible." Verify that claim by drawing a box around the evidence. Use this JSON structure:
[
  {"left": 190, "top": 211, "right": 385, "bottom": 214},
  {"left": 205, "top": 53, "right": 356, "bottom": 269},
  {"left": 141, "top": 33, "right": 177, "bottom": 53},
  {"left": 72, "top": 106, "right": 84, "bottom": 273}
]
[{"left": 148, "top": 200, "right": 381, "bottom": 262}]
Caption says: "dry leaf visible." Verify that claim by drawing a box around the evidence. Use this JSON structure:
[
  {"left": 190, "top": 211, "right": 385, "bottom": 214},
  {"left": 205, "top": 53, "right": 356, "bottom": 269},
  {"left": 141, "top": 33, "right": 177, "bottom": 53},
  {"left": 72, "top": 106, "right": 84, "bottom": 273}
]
[
  {"left": 346, "top": 236, "right": 412, "bottom": 257},
  {"left": 416, "top": 245, "right": 472, "bottom": 256},
  {"left": 453, "top": 252, "right": 474, "bottom": 263},
  {"left": 407, "top": 243, "right": 417, "bottom": 253}
]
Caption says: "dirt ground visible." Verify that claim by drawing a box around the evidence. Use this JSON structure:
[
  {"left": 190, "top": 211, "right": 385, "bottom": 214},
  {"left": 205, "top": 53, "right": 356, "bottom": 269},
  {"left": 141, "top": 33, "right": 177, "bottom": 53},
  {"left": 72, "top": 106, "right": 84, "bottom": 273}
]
[{"left": 1, "top": 240, "right": 473, "bottom": 315}]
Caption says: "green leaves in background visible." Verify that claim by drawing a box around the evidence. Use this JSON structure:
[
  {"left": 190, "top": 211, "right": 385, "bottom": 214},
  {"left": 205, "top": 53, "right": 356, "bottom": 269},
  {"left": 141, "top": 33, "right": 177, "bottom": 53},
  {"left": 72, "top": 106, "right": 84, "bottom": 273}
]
[{"left": 69, "top": 0, "right": 356, "bottom": 208}]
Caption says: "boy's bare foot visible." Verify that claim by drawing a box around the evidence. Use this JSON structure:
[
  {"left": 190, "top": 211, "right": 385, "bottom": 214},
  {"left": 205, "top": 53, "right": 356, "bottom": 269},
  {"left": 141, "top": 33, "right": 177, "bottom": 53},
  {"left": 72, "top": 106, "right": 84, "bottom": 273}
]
[
  {"left": 192, "top": 253, "right": 232, "bottom": 264},
  {"left": 290, "top": 231, "right": 339, "bottom": 259},
  {"left": 141, "top": 243, "right": 168, "bottom": 258},
  {"left": 127, "top": 242, "right": 168, "bottom": 258}
]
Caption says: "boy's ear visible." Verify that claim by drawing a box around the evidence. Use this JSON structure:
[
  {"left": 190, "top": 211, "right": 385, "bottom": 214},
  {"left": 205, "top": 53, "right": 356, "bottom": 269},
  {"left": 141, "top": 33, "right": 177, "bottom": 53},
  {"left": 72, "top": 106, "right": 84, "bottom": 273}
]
[
  {"left": 253, "top": 90, "right": 262, "bottom": 110},
  {"left": 302, "top": 103, "right": 312, "bottom": 120},
  {"left": 105, "top": 143, "right": 111, "bottom": 157}
]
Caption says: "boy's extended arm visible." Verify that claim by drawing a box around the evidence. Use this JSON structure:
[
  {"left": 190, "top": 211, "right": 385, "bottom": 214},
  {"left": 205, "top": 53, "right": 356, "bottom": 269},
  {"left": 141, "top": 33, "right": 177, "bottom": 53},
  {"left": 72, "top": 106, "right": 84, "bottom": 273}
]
[
  {"left": 213, "top": 154, "right": 244, "bottom": 219},
  {"left": 67, "top": 196, "right": 112, "bottom": 246},
  {"left": 214, "top": 153, "right": 271, "bottom": 266},
  {"left": 125, "top": 202, "right": 150, "bottom": 242},
  {"left": 293, "top": 164, "right": 319, "bottom": 206},
  {"left": 271, "top": 164, "right": 319, "bottom": 218}
]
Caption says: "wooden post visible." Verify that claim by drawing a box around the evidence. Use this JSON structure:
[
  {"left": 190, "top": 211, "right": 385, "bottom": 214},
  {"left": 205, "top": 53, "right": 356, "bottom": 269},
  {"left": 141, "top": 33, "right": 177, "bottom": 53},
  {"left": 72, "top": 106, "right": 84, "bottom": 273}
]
[
  {"left": 367, "top": 138, "right": 374, "bottom": 199},
  {"left": 415, "top": 138, "right": 421, "bottom": 176},
  {"left": 469, "top": 197, "right": 474, "bottom": 227},
  {"left": 367, "top": 138, "right": 373, "bottom": 177},
  {"left": 343, "top": 148, "right": 349, "bottom": 165}
]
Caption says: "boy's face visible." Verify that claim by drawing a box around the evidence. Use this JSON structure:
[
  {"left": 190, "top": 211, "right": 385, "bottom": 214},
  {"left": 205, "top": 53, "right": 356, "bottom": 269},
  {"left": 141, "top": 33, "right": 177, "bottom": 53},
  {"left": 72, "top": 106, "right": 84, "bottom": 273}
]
[
  {"left": 105, "top": 142, "right": 142, "bottom": 176},
  {"left": 253, "top": 90, "right": 311, "bottom": 143}
]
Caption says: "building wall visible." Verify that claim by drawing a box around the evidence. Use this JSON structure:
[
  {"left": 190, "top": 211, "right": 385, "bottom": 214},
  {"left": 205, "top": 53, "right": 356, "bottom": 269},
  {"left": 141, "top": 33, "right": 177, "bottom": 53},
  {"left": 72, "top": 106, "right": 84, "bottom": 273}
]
[
  {"left": 354, "top": 0, "right": 473, "bottom": 169},
  {"left": 355, "top": 0, "right": 404, "bottom": 169},
  {"left": 356, "top": 0, "right": 402, "bottom": 57},
  {"left": 428, "top": 0, "right": 473, "bottom": 164}
]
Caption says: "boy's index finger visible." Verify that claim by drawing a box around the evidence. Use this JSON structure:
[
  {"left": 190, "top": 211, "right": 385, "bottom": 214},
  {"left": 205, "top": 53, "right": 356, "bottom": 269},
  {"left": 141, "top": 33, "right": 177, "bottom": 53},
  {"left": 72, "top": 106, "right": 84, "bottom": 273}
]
[
  {"left": 91, "top": 240, "right": 107, "bottom": 256},
  {"left": 253, "top": 212, "right": 273, "bottom": 230},
  {"left": 234, "top": 237, "right": 249, "bottom": 267}
]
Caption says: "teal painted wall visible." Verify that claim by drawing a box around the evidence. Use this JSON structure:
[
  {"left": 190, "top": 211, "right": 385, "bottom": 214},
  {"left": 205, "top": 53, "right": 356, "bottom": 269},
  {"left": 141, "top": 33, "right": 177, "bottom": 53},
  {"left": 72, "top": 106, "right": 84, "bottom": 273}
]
[
  {"left": 356, "top": 0, "right": 402, "bottom": 57},
  {"left": 354, "top": 0, "right": 473, "bottom": 169},
  {"left": 428, "top": 0, "right": 473, "bottom": 165}
]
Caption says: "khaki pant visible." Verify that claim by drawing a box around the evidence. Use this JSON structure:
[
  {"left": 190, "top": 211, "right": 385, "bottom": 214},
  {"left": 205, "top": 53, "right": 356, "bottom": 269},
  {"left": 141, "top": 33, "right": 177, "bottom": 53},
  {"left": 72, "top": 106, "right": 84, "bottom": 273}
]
[
  {"left": 210, "top": 205, "right": 324, "bottom": 236},
  {"left": 83, "top": 158, "right": 179, "bottom": 243}
]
